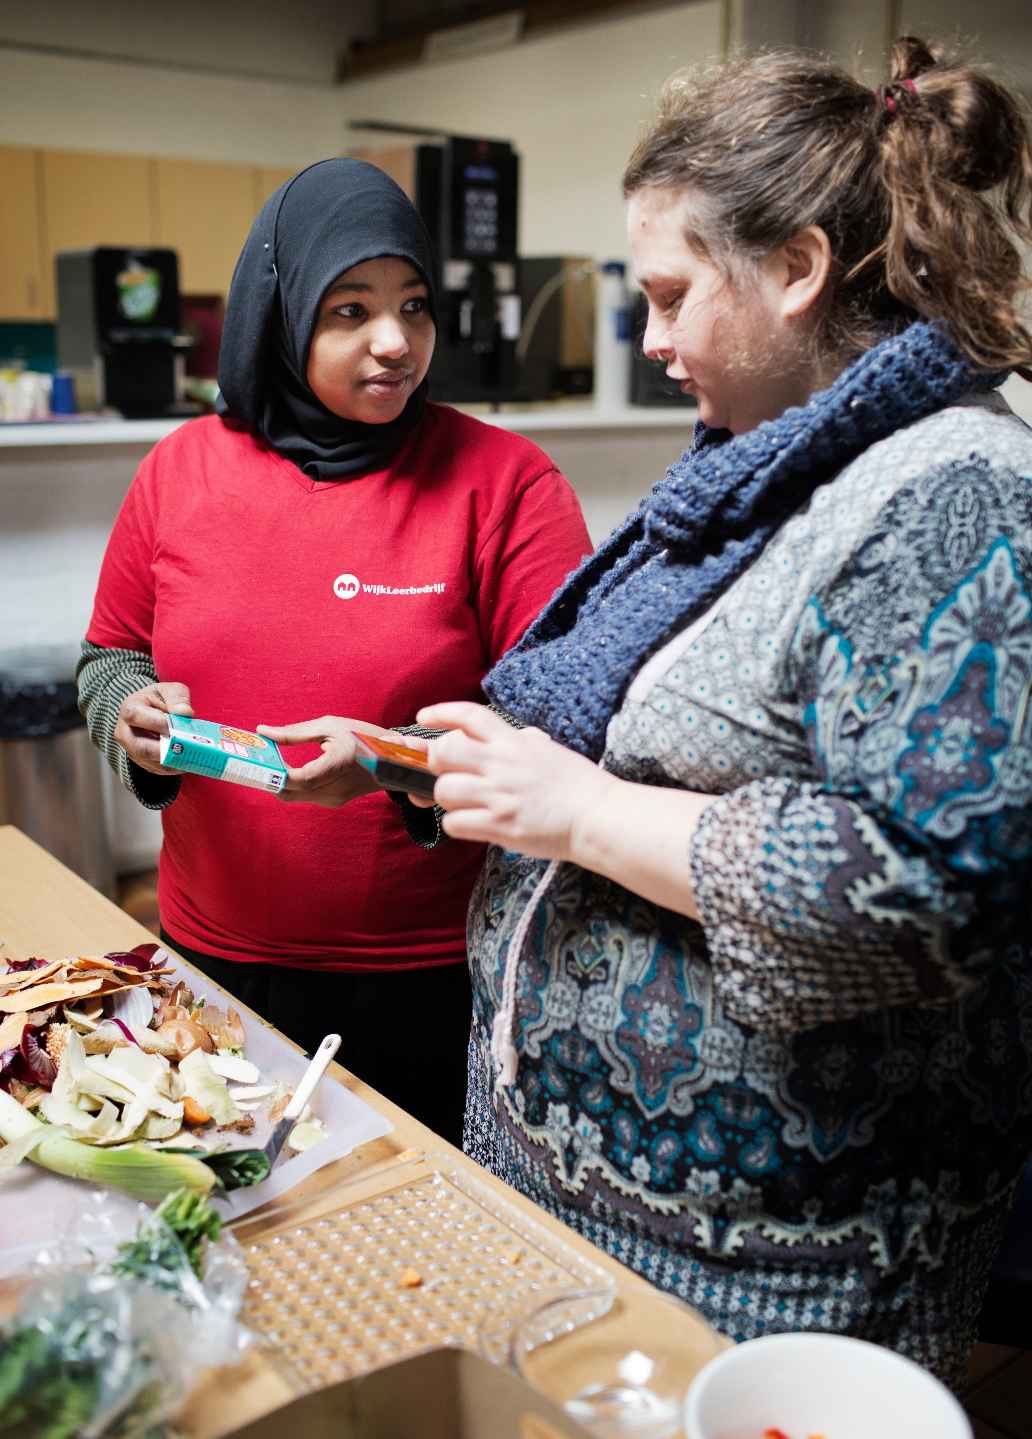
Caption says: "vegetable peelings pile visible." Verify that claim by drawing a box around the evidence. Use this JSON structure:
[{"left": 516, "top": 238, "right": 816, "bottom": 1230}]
[{"left": 0, "top": 944, "right": 326, "bottom": 1200}]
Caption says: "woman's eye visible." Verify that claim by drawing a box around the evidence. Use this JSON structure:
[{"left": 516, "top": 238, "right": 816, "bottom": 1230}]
[
  {"left": 402, "top": 296, "right": 429, "bottom": 315},
  {"left": 333, "top": 302, "right": 366, "bottom": 320},
  {"left": 644, "top": 291, "right": 682, "bottom": 322}
]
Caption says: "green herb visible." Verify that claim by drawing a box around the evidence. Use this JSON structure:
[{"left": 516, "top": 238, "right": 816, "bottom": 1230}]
[
  {"left": 0, "top": 1304, "right": 103, "bottom": 1438},
  {"left": 0, "top": 1284, "right": 164, "bottom": 1439},
  {"left": 111, "top": 1188, "right": 223, "bottom": 1285},
  {"left": 164, "top": 1146, "right": 270, "bottom": 1191},
  {"left": 0, "top": 1189, "right": 224, "bottom": 1437}
]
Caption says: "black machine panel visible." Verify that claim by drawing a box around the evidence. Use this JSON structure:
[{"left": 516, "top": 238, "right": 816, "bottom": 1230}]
[
  {"left": 411, "top": 137, "right": 521, "bottom": 404},
  {"left": 56, "top": 247, "right": 187, "bottom": 418},
  {"left": 443, "top": 137, "right": 518, "bottom": 263}
]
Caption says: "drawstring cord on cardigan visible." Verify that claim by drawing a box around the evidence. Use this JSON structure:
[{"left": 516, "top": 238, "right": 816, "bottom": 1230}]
[
  {"left": 489, "top": 754, "right": 611, "bottom": 1086},
  {"left": 490, "top": 856, "right": 560, "bottom": 1085}
]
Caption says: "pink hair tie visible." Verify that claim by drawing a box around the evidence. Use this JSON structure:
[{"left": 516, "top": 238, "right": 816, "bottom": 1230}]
[{"left": 879, "top": 78, "right": 917, "bottom": 115}]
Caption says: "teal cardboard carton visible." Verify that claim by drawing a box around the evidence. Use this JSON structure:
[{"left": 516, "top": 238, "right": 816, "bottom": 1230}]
[{"left": 159, "top": 716, "right": 287, "bottom": 794}]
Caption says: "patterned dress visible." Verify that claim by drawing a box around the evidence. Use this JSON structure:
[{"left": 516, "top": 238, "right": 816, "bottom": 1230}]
[{"left": 464, "top": 392, "right": 1032, "bottom": 1388}]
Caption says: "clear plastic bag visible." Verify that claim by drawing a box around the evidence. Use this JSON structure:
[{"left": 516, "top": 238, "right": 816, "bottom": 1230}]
[{"left": 0, "top": 1189, "right": 251, "bottom": 1438}]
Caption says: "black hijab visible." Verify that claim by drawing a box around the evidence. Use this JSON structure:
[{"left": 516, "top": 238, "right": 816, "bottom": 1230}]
[{"left": 217, "top": 157, "right": 437, "bottom": 481}]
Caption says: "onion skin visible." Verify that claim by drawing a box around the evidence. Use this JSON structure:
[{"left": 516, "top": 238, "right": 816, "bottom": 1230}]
[{"left": 152, "top": 1017, "right": 214, "bottom": 1060}]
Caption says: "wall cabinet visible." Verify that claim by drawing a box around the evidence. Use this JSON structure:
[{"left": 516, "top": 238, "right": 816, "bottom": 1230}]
[
  {"left": 39, "top": 150, "right": 155, "bottom": 317},
  {"left": 254, "top": 167, "right": 299, "bottom": 208},
  {"left": 0, "top": 147, "right": 45, "bottom": 320},
  {"left": 154, "top": 158, "right": 255, "bottom": 296},
  {"left": 0, "top": 147, "right": 319, "bottom": 322}
]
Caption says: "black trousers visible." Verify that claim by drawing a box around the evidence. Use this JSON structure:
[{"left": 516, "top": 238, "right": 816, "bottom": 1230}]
[{"left": 160, "top": 929, "right": 472, "bottom": 1149}]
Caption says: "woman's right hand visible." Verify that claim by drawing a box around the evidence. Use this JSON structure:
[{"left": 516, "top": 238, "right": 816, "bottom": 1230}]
[{"left": 113, "top": 682, "right": 194, "bottom": 776}]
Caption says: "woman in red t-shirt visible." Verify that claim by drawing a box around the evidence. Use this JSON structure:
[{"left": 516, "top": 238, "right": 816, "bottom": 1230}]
[{"left": 79, "top": 158, "right": 590, "bottom": 1143}]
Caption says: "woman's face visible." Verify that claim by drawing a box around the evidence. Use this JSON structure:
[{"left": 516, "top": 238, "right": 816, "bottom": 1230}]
[
  {"left": 627, "top": 188, "right": 806, "bottom": 435},
  {"left": 306, "top": 256, "right": 435, "bottom": 424}
]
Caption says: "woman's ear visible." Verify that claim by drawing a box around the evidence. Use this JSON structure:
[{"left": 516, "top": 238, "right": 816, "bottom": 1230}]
[{"left": 776, "top": 225, "right": 833, "bottom": 320}]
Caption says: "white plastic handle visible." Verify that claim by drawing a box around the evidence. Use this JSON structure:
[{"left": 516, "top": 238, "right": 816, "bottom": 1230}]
[{"left": 284, "top": 1033, "right": 341, "bottom": 1120}]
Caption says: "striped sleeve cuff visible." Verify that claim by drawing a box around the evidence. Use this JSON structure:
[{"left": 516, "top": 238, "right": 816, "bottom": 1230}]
[{"left": 76, "top": 641, "right": 181, "bottom": 812}]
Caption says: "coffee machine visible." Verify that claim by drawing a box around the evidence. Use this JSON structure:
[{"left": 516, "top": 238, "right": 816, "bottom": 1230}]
[
  {"left": 353, "top": 128, "right": 521, "bottom": 404},
  {"left": 55, "top": 246, "right": 194, "bottom": 418}
]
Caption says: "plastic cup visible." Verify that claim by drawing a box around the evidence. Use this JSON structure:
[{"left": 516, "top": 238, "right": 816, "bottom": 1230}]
[
  {"left": 682, "top": 1331, "right": 973, "bottom": 1439},
  {"left": 49, "top": 371, "right": 77, "bottom": 415},
  {"left": 498, "top": 1288, "right": 721, "bottom": 1439}
]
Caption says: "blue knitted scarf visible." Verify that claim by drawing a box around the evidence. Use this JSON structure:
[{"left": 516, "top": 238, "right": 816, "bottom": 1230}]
[{"left": 485, "top": 322, "right": 1001, "bottom": 760}]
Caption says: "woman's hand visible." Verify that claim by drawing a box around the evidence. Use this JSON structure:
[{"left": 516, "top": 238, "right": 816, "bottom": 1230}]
[
  {"left": 415, "top": 702, "right": 616, "bottom": 860},
  {"left": 256, "top": 717, "right": 415, "bottom": 807},
  {"left": 114, "top": 682, "right": 194, "bottom": 776},
  {"left": 418, "top": 702, "right": 713, "bottom": 920}
]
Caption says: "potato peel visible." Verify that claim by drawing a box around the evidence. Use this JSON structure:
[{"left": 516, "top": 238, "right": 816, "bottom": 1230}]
[{"left": 0, "top": 978, "right": 105, "bottom": 1012}]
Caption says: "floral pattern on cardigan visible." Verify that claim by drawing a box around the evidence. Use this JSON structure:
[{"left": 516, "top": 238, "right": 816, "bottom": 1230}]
[{"left": 464, "top": 393, "right": 1032, "bottom": 1386}]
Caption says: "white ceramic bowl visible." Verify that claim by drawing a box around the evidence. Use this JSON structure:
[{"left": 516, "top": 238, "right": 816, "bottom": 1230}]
[{"left": 682, "top": 1331, "right": 972, "bottom": 1439}]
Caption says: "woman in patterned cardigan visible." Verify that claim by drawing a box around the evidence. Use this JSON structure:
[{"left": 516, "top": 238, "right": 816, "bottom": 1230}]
[{"left": 408, "top": 38, "right": 1032, "bottom": 1386}]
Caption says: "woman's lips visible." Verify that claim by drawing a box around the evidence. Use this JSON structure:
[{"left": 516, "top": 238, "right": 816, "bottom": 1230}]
[
  {"left": 362, "top": 371, "right": 410, "bottom": 392},
  {"left": 664, "top": 367, "right": 694, "bottom": 392}
]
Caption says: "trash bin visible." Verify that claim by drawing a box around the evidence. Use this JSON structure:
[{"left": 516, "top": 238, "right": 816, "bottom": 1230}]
[{"left": 0, "top": 645, "right": 116, "bottom": 899}]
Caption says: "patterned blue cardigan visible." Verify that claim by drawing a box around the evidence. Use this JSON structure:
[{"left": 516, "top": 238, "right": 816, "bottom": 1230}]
[{"left": 463, "top": 389, "right": 1032, "bottom": 1391}]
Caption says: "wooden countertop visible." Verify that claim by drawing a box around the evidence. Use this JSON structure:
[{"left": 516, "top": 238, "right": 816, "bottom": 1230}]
[{"left": 0, "top": 824, "right": 725, "bottom": 1436}]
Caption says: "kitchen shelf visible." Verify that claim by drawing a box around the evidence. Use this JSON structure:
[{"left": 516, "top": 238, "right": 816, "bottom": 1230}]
[{"left": 0, "top": 403, "right": 695, "bottom": 450}]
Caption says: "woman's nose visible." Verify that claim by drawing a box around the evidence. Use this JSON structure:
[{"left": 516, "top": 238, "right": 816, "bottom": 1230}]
[
  {"left": 369, "top": 315, "right": 409, "bottom": 358},
  {"left": 641, "top": 309, "right": 673, "bottom": 364}
]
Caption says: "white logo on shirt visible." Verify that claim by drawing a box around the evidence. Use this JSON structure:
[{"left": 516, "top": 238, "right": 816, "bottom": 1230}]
[
  {"left": 333, "top": 571, "right": 446, "bottom": 599},
  {"left": 333, "top": 573, "right": 360, "bottom": 600}
]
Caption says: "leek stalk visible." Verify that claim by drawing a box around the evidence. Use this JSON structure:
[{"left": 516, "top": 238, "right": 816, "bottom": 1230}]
[{"left": 0, "top": 1089, "right": 215, "bottom": 1202}]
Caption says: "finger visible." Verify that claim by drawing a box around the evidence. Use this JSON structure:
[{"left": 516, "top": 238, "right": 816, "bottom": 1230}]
[
  {"left": 275, "top": 786, "right": 324, "bottom": 804},
  {"left": 153, "top": 682, "right": 193, "bottom": 714},
  {"left": 280, "top": 750, "right": 355, "bottom": 788},
  {"left": 121, "top": 699, "right": 176, "bottom": 736},
  {"left": 125, "top": 733, "right": 166, "bottom": 768},
  {"left": 426, "top": 723, "right": 503, "bottom": 776},
  {"left": 439, "top": 809, "right": 504, "bottom": 844},
  {"left": 431, "top": 772, "right": 492, "bottom": 810},
  {"left": 257, "top": 718, "right": 351, "bottom": 746},
  {"left": 415, "top": 703, "right": 507, "bottom": 742}
]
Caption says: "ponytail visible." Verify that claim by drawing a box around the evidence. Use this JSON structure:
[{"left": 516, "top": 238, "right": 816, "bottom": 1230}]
[{"left": 873, "top": 37, "right": 1032, "bottom": 374}]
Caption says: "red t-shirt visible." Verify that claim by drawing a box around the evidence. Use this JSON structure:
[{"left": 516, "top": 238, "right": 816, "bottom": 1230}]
[{"left": 87, "top": 405, "right": 590, "bottom": 970}]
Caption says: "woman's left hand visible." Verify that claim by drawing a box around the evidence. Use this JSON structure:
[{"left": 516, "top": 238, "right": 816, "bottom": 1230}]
[
  {"left": 256, "top": 716, "right": 402, "bottom": 807},
  {"left": 415, "top": 702, "right": 616, "bottom": 860}
]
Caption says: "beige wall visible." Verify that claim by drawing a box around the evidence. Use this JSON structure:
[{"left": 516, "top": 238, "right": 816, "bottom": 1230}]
[
  {"left": 338, "top": 3, "right": 724, "bottom": 263},
  {"left": 0, "top": 5, "right": 723, "bottom": 262},
  {"left": 899, "top": 0, "right": 1032, "bottom": 95},
  {"left": 0, "top": 0, "right": 372, "bottom": 86},
  {"left": 2, "top": 1, "right": 1030, "bottom": 257},
  {"left": 0, "top": 51, "right": 341, "bottom": 170}
]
